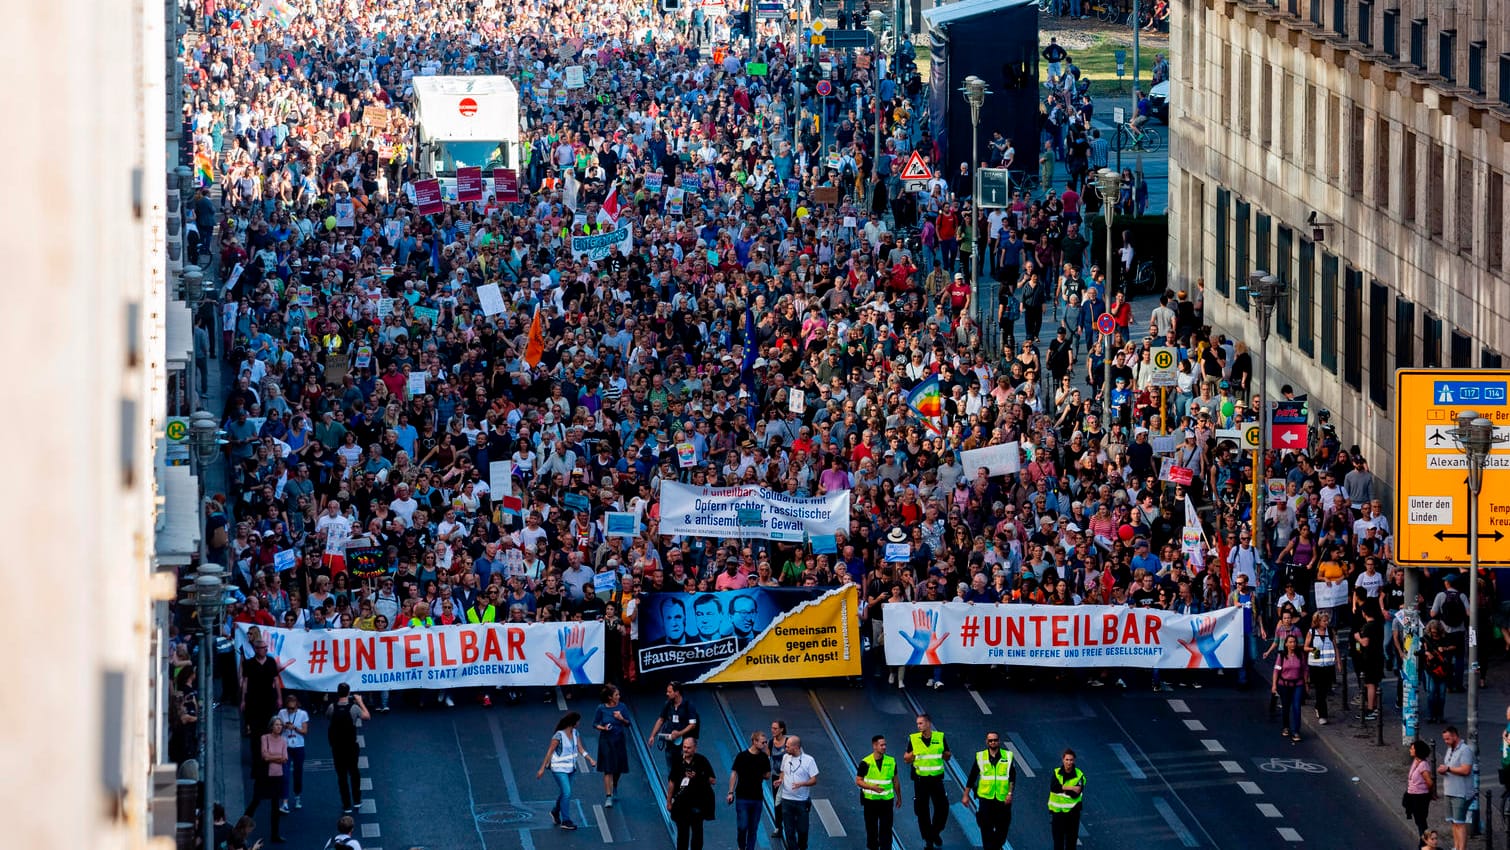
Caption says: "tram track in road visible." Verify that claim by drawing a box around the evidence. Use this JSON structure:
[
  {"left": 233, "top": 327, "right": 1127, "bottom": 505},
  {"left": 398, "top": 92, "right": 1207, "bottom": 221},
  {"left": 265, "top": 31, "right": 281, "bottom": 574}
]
[
  {"left": 625, "top": 700, "right": 678, "bottom": 842},
  {"left": 804, "top": 687, "right": 916, "bottom": 850},
  {"left": 710, "top": 688, "right": 779, "bottom": 850}
]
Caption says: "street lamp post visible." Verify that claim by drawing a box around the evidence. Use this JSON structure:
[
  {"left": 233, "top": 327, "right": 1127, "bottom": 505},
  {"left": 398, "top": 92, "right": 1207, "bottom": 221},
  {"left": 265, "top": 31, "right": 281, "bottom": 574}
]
[
  {"left": 189, "top": 409, "right": 224, "bottom": 850},
  {"left": 865, "top": 11, "right": 891, "bottom": 214},
  {"left": 190, "top": 565, "right": 226, "bottom": 850},
  {"left": 961, "top": 75, "right": 989, "bottom": 346},
  {"left": 1093, "top": 167, "right": 1122, "bottom": 426},
  {"left": 1450, "top": 412, "right": 1504, "bottom": 763},
  {"left": 1245, "top": 272, "right": 1287, "bottom": 560}
]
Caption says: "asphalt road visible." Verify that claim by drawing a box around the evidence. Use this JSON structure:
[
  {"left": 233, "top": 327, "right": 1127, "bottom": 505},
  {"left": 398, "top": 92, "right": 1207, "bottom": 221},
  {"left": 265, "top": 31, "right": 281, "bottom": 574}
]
[{"left": 240, "top": 668, "right": 1400, "bottom": 850}]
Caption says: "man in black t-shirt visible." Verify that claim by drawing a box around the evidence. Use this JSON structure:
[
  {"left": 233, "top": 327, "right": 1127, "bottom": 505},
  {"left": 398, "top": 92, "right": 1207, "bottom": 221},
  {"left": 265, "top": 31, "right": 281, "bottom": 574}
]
[
  {"left": 727, "top": 730, "right": 772, "bottom": 850},
  {"left": 239, "top": 639, "right": 283, "bottom": 738},
  {"left": 648, "top": 682, "right": 700, "bottom": 771}
]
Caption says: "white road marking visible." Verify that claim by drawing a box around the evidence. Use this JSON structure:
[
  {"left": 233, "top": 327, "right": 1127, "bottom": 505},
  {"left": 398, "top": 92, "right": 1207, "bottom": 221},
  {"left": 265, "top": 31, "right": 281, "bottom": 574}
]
[
  {"left": 813, "top": 798, "right": 847, "bottom": 837},
  {"left": 1219, "top": 760, "right": 1244, "bottom": 774},
  {"left": 1200, "top": 739, "right": 1226, "bottom": 753},
  {"left": 359, "top": 798, "right": 376, "bottom": 814},
  {"left": 1182, "top": 719, "right": 1206, "bottom": 731},
  {"left": 1237, "top": 781, "right": 1262, "bottom": 795},
  {"left": 1256, "top": 803, "right": 1282, "bottom": 818},
  {"left": 594, "top": 803, "right": 614, "bottom": 843},
  {"left": 361, "top": 823, "right": 382, "bottom": 838},
  {"left": 358, "top": 755, "right": 370, "bottom": 769},
  {"left": 454, "top": 721, "right": 492, "bottom": 850},
  {"left": 1152, "top": 797, "right": 1199, "bottom": 848},
  {"left": 1006, "top": 733, "right": 1042, "bottom": 772},
  {"left": 1109, "top": 743, "right": 1146, "bottom": 779},
  {"left": 360, "top": 777, "right": 373, "bottom": 791},
  {"left": 967, "top": 688, "right": 992, "bottom": 715},
  {"left": 1167, "top": 698, "right": 1191, "bottom": 713},
  {"left": 1277, "top": 826, "right": 1304, "bottom": 842},
  {"left": 755, "top": 685, "right": 779, "bottom": 707}
]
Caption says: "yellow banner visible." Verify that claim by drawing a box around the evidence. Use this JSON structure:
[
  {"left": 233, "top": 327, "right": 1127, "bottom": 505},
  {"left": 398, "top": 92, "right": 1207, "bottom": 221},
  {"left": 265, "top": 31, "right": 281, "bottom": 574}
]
[{"left": 702, "top": 585, "right": 861, "bottom": 683}]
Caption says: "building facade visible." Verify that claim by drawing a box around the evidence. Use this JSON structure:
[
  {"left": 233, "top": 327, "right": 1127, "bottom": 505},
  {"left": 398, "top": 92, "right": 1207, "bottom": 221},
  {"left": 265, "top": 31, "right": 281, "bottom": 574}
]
[
  {"left": 0, "top": 0, "right": 194, "bottom": 845},
  {"left": 1168, "top": 0, "right": 1510, "bottom": 502}
]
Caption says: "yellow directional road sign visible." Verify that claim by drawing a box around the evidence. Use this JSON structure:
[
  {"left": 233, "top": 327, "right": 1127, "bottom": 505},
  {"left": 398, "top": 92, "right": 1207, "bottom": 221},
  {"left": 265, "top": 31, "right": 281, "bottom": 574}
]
[{"left": 1394, "top": 369, "right": 1510, "bottom": 566}]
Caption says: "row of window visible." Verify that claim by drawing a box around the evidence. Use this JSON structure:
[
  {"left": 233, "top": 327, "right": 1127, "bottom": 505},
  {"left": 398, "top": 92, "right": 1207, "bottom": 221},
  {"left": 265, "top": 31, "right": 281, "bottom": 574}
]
[
  {"left": 1260, "top": 0, "right": 1509, "bottom": 103},
  {"left": 1217, "top": 46, "right": 1507, "bottom": 267},
  {"left": 1211, "top": 187, "right": 1504, "bottom": 411}
]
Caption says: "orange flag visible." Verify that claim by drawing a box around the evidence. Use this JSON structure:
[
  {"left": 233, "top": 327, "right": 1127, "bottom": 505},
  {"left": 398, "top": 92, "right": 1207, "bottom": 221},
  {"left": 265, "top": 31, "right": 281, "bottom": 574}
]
[{"left": 523, "top": 308, "right": 545, "bottom": 368}]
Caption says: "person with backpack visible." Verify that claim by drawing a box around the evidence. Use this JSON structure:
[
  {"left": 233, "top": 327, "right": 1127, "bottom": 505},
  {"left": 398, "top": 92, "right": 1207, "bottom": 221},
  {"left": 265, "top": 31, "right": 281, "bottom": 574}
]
[
  {"left": 327, "top": 684, "right": 370, "bottom": 814},
  {"left": 1432, "top": 575, "right": 1470, "bottom": 692},
  {"left": 324, "top": 814, "right": 362, "bottom": 850}
]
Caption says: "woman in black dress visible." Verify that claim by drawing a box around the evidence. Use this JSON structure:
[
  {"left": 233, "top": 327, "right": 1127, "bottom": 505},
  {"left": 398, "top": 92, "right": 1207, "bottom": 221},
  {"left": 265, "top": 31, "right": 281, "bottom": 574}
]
[{"left": 593, "top": 684, "right": 632, "bottom": 807}]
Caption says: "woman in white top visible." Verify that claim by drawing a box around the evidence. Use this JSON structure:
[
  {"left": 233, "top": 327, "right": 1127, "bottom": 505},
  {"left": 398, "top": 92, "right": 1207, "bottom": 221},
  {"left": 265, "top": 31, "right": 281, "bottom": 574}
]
[
  {"left": 276, "top": 693, "right": 310, "bottom": 811},
  {"left": 537, "top": 711, "right": 595, "bottom": 830}
]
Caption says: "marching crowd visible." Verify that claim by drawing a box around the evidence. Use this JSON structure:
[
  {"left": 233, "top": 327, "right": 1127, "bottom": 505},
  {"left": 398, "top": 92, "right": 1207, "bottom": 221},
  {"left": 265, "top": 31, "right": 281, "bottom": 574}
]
[{"left": 161, "top": 0, "right": 1510, "bottom": 847}]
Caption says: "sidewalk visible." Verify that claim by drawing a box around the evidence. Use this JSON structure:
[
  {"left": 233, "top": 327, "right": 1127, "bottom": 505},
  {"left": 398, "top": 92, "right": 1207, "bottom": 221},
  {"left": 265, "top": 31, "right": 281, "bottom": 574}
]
[{"left": 1311, "top": 658, "right": 1510, "bottom": 847}]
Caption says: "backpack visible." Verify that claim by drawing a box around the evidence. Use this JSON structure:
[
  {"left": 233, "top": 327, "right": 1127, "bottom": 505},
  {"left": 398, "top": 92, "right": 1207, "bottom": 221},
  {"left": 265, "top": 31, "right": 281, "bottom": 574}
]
[
  {"left": 1439, "top": 590, "right": 1467, "bottom": 628},
  {"left": 328, "top": 700, "right": 358, "bottom": 748}
]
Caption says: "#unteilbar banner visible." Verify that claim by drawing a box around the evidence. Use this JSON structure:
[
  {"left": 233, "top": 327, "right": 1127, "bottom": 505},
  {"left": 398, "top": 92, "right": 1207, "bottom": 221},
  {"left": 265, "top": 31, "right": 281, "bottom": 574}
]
[
  {"left": 882, "top": 603, "right": 1244, "bottom": 669},
  {"left": 658, "top": 481, "right": 850, "bottom": 542},
  {"left": 637, "top": 585, "right": 861, "bottom": 683},
  {"left": 233, "top": 621, "right": 604, "bottom": 691}
]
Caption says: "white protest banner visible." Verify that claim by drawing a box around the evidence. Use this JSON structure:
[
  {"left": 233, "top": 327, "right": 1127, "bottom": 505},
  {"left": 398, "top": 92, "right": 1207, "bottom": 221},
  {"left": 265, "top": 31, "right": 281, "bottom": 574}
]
[
  {"left": 882, "top": 602, "right": 1245, "bottom": 669},
  {"left": 223, "top": 262, "right": 245, "bottom": 294},
  {"left": 564, "top": 65, "right": 587, "bottom": 89},
  {"left": 407, "top": 371, "right": 428, "bottom": 397},
  {"left": 1313, "top": 580, "right": 1350, "bottom": 609},
  {"left": 664, "top": 187, "right": 685, "bottom": 216},
  {"left": 489, "top": 460, "right": 514, "bottom": 498},
  {"left": 960, "top": 441, "right": 1021, "bottom": 477},
  {"left": 478, "top": 282, "right": 507, "bottom": 316},
  {"left": 1150, "top": 435, "right": 1178, "bottom": 454},
  {"left": 569, "top": 224, "right": 634, "bottom": 262},
  {"left": 335, "top": 199, "right": 356, "bottom": 228},
  {"left": 658, "top": 481, "right": 850, "bottom": 542},
  {"left": 788, "top": 390, "right": 806, "bottom": 415},
  {"left": 234, "top": 621, "right": 605, "bottom": 691}
]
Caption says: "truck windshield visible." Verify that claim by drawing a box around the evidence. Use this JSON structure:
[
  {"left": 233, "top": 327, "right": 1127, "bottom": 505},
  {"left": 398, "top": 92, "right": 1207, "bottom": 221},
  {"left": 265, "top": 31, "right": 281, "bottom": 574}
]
[{"left": 437, "top": 141, "right": 508, "bottom": 174}]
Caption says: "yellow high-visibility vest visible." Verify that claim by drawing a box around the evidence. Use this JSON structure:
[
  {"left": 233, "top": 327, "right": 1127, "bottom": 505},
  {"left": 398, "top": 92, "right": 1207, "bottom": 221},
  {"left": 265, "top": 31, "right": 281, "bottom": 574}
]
[
  {"left": 909, "top": 732, "right": 945, "bottom": 778},
  {"left": 860, "top": 753, "right": 896, "bottom": 800},
  {"left": 974, "top": 750, "right": 1014, "bottom": 802}
]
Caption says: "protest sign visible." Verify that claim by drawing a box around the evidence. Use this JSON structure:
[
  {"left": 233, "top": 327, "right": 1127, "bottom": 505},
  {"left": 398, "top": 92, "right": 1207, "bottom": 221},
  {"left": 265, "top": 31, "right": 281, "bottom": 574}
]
[
  {"left": 273, "top": 549, "right": 296, "bottom": 573},
  {"left": 1313, "top": 580, "right": 1350, "bottom": 609},
  {"left": 664, "top": 187, "right": 685, "bottom": 216},
  {"left": 562, "top": 491, "right": 591, "bottom": 513},
  {"left": 334, "top": 199, "right": 355, "bottom": 228},
  {"left": 637, "top": 586, "right": 860, "bottom": 683},
  {"left": 345, "top": 542, "right": 387, "bottom": 579},
  {"left": 960, "top": 441, "right": 1022, "bottom": 477},
  {"left": 568, "top": 224, "right": 634, "bottom": 262},
  {"left": 644, "top": 172, "right": 664, "bottom": 193},
  {"left": 884, "top": 543, "right": 912, "bottom": 563},
  {"left": 658, "top": 481, "right": 850, "bottom": 542},
  {"left": 605, "top": 512, "right": 638, "bottom": 539},
  {"left": 478, "top": 282, "right": 506, "bottom": 316},
  {"left": 414, "top": 178, "right": 444, "bottom": 215},
  {"left": 493, "top": 168, "right": 519, "bottom": 202},
  {"left": 407, "top": 371, "right": 427, "bottom": 396},
  {"left": 592, "top": 571, "right": 618, "bottom": 594},
  {"left": 882, "top": 603, "right": 1245, "bottom": 669},
  {"left": 413, "top": 306, "right": 440, "bottom": 324},
  {"left": 456, "top": 166, "right": 483, "bottom": 203},
  {"left": 677, "top": 442, "right": 696, "bottom": 467},
  {"left": 488, "top": 460, "right": 513, "bottom": 498},
  {"left": 234, "top": 621, "right": 604, "bottom": 691},
  {"left": 564, "top": 65, "right": 586, "bottom": 89},
  {"left": 809, "top": 534, "right": 837, "bottom": 554}
]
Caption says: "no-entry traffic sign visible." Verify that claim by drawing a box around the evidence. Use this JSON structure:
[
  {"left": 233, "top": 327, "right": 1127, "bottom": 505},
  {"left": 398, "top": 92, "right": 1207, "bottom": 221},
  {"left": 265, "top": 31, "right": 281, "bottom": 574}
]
[{"left": 459, "top": 97, "right": 478, "bottom": 116}]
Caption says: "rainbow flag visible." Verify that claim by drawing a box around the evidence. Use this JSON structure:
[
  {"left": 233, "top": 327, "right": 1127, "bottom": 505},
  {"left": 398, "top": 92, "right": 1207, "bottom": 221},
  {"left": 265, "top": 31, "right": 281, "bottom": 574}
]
[
  {"left": 193, "top": 151, "right": 215, "bottom": 186},
  {"left": 906, "top": 374, "right": 944, "bottom": 434}
]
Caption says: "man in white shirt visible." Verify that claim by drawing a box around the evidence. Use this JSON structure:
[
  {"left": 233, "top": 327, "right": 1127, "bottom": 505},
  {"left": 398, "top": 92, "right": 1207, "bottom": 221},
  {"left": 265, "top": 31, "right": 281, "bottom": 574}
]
[
  {"left": 778, "top": 735, "right": 819, "bottom": 850},
  {"left": 389, "top": 483, "right": 419, "bottom": 525},
  {"left": 1227, "top": 529, "right": 1260, "bottom": 587}
]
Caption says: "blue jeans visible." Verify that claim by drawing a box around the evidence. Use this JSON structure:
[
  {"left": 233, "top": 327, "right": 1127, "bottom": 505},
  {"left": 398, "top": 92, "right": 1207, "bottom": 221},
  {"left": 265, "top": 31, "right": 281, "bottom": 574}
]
[
  {"left": 551, "top": 770, "right": 574, "bottom": 824},
  {"left": 280, "top": 746, "right": 305, "bottom": 800},
  {"left": 1277, "top": 683, "right": 1302, "bottom": 732},
  {"left": 782, "top": 798, "right": 812, "bottom": 850},
  {"left": 1426, "top": 674, "right": 1448, "bottom": 720},
  {"left": 735, "top": 798, "right": 763, "bottom": 850}
]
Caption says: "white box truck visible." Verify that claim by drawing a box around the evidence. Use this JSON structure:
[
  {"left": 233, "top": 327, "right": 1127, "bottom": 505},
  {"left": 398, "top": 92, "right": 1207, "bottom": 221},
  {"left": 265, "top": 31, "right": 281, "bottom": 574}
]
[{"left": 410, "top": 75, "right": 522, "bottom": 203}]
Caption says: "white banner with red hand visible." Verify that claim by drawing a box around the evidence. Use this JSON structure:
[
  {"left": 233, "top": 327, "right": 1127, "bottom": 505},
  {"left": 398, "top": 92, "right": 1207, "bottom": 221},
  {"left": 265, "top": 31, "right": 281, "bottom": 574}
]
[
  {"left": 881, "top": 603, "right": 1245, "bottom": 669},
  {"left": 233, "top": 621, "right": 605, "bottom": 691}
]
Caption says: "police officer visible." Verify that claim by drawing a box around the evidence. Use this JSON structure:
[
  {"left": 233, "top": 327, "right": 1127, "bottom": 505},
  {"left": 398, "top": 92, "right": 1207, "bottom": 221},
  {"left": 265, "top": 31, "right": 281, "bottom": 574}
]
[
  {"left": 1047, "top": 748, "right": 1086, "bottom": 850},
  {"left": 961, "top": 732, "right": 1017, "bottom": 850},
  {"left": 904, "top": 713, "right": 950, "bottom": 850},
  {"left": 855, "top": 734, "right": 902, "bottom": 850}
]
